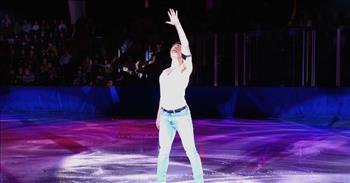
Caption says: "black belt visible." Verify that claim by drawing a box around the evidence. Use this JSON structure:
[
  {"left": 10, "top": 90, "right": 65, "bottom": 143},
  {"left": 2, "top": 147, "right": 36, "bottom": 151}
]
[{"left": 161, "top": 106, "right": 187, "bottom": 113}]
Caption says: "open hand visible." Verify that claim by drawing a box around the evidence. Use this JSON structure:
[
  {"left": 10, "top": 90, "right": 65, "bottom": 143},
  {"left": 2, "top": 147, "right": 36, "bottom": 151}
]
[{"left": 165, "top": 8, "right": 180, "bottom": 26}]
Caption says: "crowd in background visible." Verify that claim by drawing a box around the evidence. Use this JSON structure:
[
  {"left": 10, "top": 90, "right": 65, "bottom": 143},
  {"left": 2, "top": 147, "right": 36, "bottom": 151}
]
[
  {"left": 1, "top": 1, "right": 350, "bottom": 87},
  {"left": 0, "top": 13, "right": 173, "bottom": 87}
]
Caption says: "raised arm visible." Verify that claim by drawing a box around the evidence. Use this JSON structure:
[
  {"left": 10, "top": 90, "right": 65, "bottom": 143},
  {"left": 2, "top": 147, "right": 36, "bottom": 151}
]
[{"left": 166, "top": 8, "right": 191, "bottom": 55}]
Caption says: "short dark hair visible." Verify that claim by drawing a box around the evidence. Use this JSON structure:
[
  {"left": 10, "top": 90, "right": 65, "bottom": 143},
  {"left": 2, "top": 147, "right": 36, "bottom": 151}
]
[{"left": 172, "top": 42, "right": 181, "bottom": 47}]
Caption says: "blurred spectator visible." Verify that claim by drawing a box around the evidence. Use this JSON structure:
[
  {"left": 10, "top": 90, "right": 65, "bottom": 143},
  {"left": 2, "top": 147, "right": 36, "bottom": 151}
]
[
  {"left": 22, "top": 68, "right": 35, "bottom": 84},
  {"left": 144, "top": 44, "right": 154, "bottom": 63},
  {"left": 73, "top": 69, "right": 84, "bottom": 86},
  {"left": 58, "top": 19, "right": 68, "bottom": 33},
  {"left": 22, "top": 20, "right": 31, "bottom": 33},
  {"left": 31, "top": 20, "right": 40, "bottom": 33},
  {"left": 47, "top": 42, "right": 58, "bottom": 58},
  {"left": 14, "top": 67, "right": 24, "bottom": 85},
  {"left": 1, "top": 14, "right": 12, "bottom": 28},
  {"left": 59, "top": 49, "right": 72, "bottom": 66},
  {"left": 106, "top": 80, "right": 114, "bottom": 87}
]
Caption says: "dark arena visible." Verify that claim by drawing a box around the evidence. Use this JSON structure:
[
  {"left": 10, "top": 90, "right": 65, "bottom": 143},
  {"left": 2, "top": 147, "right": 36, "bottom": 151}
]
[{"left": 0, "top": 0, "right": 350, "bottom": 183}]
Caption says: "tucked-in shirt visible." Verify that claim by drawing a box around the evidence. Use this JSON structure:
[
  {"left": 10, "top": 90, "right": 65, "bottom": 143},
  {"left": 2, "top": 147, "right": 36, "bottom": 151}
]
[{"left": 159, "top": 57, "right": 192, "bottom": 110}]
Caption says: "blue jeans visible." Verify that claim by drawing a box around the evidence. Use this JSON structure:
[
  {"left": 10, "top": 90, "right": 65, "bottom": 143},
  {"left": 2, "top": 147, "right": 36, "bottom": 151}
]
[{"left": 156, "top": 106, "right": 204, "bottom": 183}]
